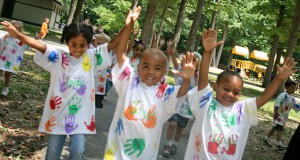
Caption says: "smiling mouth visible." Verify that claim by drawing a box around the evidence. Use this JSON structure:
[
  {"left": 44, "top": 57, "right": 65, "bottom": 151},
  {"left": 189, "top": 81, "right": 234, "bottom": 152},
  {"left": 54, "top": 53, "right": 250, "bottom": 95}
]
[{"left": 75, "top": 52, "right": 81, "bottom": 55}]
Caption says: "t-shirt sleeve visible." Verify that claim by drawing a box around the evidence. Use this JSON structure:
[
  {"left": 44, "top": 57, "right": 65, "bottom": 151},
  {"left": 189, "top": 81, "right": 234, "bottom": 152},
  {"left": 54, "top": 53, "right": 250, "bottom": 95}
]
[
  {"left": 243, "top": 98, "right": 258, "bottom": 125},
  {"left": 188, "top": 84, "right": 213, "bottom": 119},
  {"left": 34, "top": 44, "right": 62, "bottom": 73},
  {"left": 91, "top": 43, "right": 112, "bottom": 70},
  {"left": 111, "top": 57, "right": 134, "bottom": 94}
]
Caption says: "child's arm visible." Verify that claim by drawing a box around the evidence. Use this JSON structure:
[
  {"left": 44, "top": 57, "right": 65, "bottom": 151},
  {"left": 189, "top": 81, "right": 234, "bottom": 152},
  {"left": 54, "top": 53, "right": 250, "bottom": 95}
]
[
  {"left": 115, "top": 7, "right": 141, "bottom": 67},
  {"left": 256, "top": 57, "right": 297, "bottom": 108},
  {"left": 126, "top": 27, "right": 139, "bottom": 54},
  {"left": 172, "top": 52, "right": 198, "bottom": 97},
  {"left": 198, "top": 29, "right": 224, "bottom": 90},
  {"left": 1, "top": 21, "right": 47, "bottom": 53}
]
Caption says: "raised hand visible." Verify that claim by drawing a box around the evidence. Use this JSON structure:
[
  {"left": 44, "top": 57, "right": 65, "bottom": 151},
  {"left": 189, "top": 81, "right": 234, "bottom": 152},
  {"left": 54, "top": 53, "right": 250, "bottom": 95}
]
[
  {"left": 171, "top": 52, "right": 198, "bottom": 80},
  {"left": 276, "top": 57, "right": 297, "bottom": 80},
  {"left": 202, "top": 28, "right": 224, "bottom": 53},
  {"left": 125, "top": 6, "right": 142, "bottom": 25},
  {"left": 0, "top": 21, "right": 20, "bottom": 38}
]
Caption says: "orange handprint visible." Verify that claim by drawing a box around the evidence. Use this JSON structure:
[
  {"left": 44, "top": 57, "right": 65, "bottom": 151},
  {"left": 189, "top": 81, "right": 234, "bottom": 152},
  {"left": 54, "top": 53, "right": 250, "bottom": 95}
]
[
  {"left": 142, "top": 105, "right": 157, "bottom": 128},
  {"left": 45, "top": 116, "right": 57, "bottom": 132}
]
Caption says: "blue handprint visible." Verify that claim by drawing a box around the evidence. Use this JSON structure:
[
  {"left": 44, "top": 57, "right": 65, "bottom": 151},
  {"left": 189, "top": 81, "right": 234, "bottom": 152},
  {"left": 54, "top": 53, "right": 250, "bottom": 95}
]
[
  {"left": 65, "top": 114, "right": 78, "bottom": 133},
  {"left": 130, "top": 75, "right": 140, "bottom": 89},
  {"left": 199, "top": 91, "right": 212, "bottom": 108},
  {"left": 115, "top": 118, "right": 123, "bottom": 135},
  {"left": 164, "top": 86, "right": 175, "bottom": 101},
  {"left": 48, "top": 51, "right": 59, "bottom": 63}
]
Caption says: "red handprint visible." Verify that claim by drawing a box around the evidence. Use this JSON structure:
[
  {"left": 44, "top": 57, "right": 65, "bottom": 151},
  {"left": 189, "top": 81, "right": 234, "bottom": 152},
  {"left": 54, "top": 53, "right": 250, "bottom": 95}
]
[
  {"left": 45, "top": 116, "right": 57, "bottom": 132},
  {"left": 97, "top": 75, "right": 105, "bottom": 82},
  {"left": 16, "top": 41, "right": 23, "bottom": 46},
  {"left": 156, "top": 83, "right": 168, "bottom": 98},
  {"left": 11, "top": 48, "right": 16, "bottom": 54},
  {"left": 50, "top": 96, "right": 62, "bottom": 110},
  {"left": 207, "top": 133, "right": 224, "bottom": 154},
  {"left": 1, "top": 55, "right": 7, "bottom": 61},
  {"left": 221, "top": 135, "right": 238, "bottom": 155},
  {"left": 62, "top": 53, "right": 70, "bottom": 69},
  {"left": 97, "top": 85, "right": 105, "bottom": 93},
  {"left": 118, "top": 66, "right": 131, "bottom": 81},
  {"left": 84, "top": 115, "right": 95, "bottom": 132}
]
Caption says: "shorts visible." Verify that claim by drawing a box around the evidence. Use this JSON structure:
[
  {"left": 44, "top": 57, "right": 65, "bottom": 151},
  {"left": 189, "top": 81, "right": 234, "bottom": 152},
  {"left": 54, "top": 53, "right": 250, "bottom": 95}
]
[
  {"left": 273, "top": 124, "right": 284, "bottom": 131},
  {"left": 168, "top": 113, "right": 189, "bottom": 128},
  {"left": 95, "top": 94, "right": 104, "bottom": 108}
]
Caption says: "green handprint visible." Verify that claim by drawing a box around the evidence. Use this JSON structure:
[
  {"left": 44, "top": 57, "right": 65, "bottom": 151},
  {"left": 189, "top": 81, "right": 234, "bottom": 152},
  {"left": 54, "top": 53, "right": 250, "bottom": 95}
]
[
  {"left": 208, "top": 99, "right": 217, "bottom": 119},
  {"left": 221, "top": 112, "right": 236, "bottom": 127},
  {"left": 68, "top": 96, "right": 82, "bottom": 114},
  {"left": 95, "top": 52, "right": 103, "bottom": 65},
  {"left": 124, "top": 138, "right": 145, "bottom": 157}
]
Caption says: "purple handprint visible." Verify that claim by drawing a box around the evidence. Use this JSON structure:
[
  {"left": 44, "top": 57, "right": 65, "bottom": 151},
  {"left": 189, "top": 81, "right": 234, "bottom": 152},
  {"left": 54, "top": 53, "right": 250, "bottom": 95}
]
[
  {"left": 236, "top": 103, "right": 243, "bottom": 125},
  {"left": 77, "top": 84, "right": 87, "bottom": 95},
  {"left": 130, "top": 75, "right": 140, "bottom": 89},
  {"left": 65, "top": 115, "right": 78, "bottom": 133},
  {"left": 118, "top": 66, "right": 131, "bottom": 81},
  {"left": 59, "top": 74, "right": 69, "bottom": 93}
]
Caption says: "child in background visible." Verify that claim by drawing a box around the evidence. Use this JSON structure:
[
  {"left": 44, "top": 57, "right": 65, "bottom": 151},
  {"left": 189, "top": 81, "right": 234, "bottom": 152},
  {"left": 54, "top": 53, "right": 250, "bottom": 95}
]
[
  {"left": 0, "top": 20, "right": 27, "bottom": 96},
  {"left": 39, "top": 18, "right": 49, "bottom": 40},
  {"left": 263, "top": 79, "right": 300, "bottom": 150},
  {"left": 1, "top": 6, "right": 139, "bottom": 159},
  {"left": 103, "top": 6, "right": 198, "bottom": 159},
  {"left": 162, "top": 42, "right": 201, "bottom": 158},
  {"left": 127, "top": 27, "right": 145, "bottom": 72},
  {"left": 184, "top": 28, "right": 297, "bottom": 160}
]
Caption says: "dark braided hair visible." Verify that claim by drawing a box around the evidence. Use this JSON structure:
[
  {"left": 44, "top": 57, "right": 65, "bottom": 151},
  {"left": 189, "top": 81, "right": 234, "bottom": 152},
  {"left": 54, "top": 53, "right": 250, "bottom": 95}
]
[
  {"left": 217, "top": 70, "right": 243, "bottom": 85},
  {"left": 60, "top": 22, "right": 93, "bottom": 44},
  {"left": 133, "top": 40, "right": 146, "bottom": 49}
]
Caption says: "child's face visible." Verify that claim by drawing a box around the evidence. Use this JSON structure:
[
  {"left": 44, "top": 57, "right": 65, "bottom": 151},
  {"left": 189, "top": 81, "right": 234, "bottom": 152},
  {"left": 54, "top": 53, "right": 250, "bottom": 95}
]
[
  {"left": 214, "top": 75, "right": 243, "bottom": 106},
  {"left": 286, "top": 84, "right": 297, "bottom": 94},
  {"left": 137, "top": 52, "right": 167, "bottom": 86},
  {"left": 133, "top": 44, "right": 145, "bottom": 58},
  {"left": 67, "top": 35, "right": 88, "bottom": 59}
]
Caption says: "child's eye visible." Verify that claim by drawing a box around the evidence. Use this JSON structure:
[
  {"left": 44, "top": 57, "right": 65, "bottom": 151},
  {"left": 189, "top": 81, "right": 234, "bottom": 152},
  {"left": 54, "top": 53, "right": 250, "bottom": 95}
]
[
  {"left": 233, "top": 92, "right": 240, "bottom": 96},
  {"left": 224, "top": 88, "right": 230, "bottom": 91}
]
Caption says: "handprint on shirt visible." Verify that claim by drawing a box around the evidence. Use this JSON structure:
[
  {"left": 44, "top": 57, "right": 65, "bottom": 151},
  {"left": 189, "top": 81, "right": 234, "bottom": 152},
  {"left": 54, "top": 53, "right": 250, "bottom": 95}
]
[
  {"left": 95, "top": 53, "right": 103, "bottom": 65},
  {"left": 115, "top": 118, "right": 123, "bottom": 135},
  {"left": 130, "top": 75, "right": 140, "bottom": 89},
  {"left": 124, "top": 101, "right": 140, "bottom": 121},
  {"left": 199, "top": 91, "right": 212, "bottom": 108},
  {"left": 84, "top": 115, "right": 95, "bottom": 132},
  {"left": 156, "top": 83, "right": 168, "bottom": 98},
  {"left": 195, "top": 133, "right": 202, "bottom": 153},
  {"left": 65, "top": 114, "right": 78, "bottom": 133},
  {"left": 50, "top": 96, "right": 62, "bottom": 110},
  {"left": 164, "top": 86, "right": 175, "bottom": 101},
  {"left": 124, "top": 138, "right": 145, "bottom": 158},
  {"left": 97, "top": 84, "right": 105, "bottom": 93},
  {"left": 62, "top": 53, "right": 70, "bottom": 69},
  {"left": 5, "top": 61, "right": 11, "bottom": 69},
  {"left": 45, "top": 116, "right": 57, "bottom": 132},
  {"left": 82, "top": 53, "right": 91, "bottom": 71},
  {"left": 16, "top": 56, "right": 22, "bottom": 63},
  {"left": 68, "top": 96, "right": 82, "bottom": 114},
  {"left": 76, "top": 83, "right": 87, "bottom": 96},
  {"left": 142, "top": 105, "right": 157, "bottom": 128},
  {"left": 236, "top": 103, "right": 243, "bottom": 125},
  {"left": 48, "top": 51, "right": 59, "bottom": 63},
  {"left": 207, "top": 133, "right": 224, "bottom": 154},
  {"left": 221, "top": 135, "right": 238, "bottom": 155},
  {"left": 118, "top": 66, "right": 131, "bottom": 81},
  {"left": 97, "top": 74, "right": 106, "bottom": 82},
  {"left": 59, "top": 74, "right": 70, "bottom": 93},
  {"left": 208, "top": 99, "right": 217, "bottom": 119},
  {"left": 0, "top": 55, "right": 8, "bottom": 61}
]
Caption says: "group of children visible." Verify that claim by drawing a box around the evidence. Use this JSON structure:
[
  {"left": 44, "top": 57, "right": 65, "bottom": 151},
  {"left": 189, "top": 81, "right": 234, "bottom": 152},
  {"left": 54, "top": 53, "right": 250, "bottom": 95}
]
[{"left": 0, "top": 5, "right": 299, "bottom": 160}]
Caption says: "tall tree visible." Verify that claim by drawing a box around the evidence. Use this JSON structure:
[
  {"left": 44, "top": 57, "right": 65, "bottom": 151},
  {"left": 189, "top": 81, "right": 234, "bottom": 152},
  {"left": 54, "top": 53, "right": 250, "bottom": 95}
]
[
  {"left": 173, "top": 0, "right": 187, "bottom": 50},
  {"left": 72, "top": 0, "right": 85, "bottom": 23},
  {"left": 185, "top": 0, "right": 205, "bottom": 52},
  {"left": 141, "top": 0, "right": 158, "bottom": 47},
  {"left": 156, "top": 0, "right": 170, "bottom": 46},
  {"left": 215, "top": 23, "right": 228, "bottom": 66},
  {"left": 67, "top": 0, "right": 78, "bottom": 25}
]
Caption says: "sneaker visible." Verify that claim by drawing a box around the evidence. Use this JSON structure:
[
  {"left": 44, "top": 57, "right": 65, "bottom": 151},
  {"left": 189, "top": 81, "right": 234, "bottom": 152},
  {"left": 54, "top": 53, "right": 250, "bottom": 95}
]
[
  {"left": 162, "top": 145, "right": 171, "bottom": 158},
  {"left": 276, "top": 145, "right": 286, "bottom": 151},
  {"left": 170, "top": 144, "right": 177, "bottom": 155},
  {"left": 1, "top": 87, "right": 9, "bottom": 96},
  {"left": 263, "top": 139, "right": 272, "bottom": 147}
]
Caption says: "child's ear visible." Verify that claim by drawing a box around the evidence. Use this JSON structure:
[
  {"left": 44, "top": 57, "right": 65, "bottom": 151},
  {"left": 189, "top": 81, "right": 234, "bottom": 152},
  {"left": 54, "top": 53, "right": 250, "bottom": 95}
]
[{"left": 212, "top": 82, "right": 217, "bottom": 91}]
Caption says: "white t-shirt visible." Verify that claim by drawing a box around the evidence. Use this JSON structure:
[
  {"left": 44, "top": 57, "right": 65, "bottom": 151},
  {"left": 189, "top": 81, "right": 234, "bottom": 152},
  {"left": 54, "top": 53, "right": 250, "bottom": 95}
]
[
  {"left": 34, "top": 44, "right": 111, "bottom": 134},
  {"left": 174, "top": 65, "right": 199, "bottom": 118},
  {"left": 103, "top": 58, "right": 184, "bottom": 160},
  {"left": 0, "top": 34, "right": 27, "bottom": 73},
  {"left": 127, "top": 51, "right": 139, "bottom": 73},
  {"left": 273, "top": 92, "right": 300, "bottom": 126},
  {"left": 184, "top": 85, "right": 258, "bottom": 160}
]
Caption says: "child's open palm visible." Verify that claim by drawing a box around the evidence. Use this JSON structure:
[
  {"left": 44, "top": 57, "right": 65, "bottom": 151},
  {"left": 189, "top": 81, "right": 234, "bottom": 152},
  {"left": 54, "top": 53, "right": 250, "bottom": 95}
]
[
  {"left": 202, "top": 28, "right": 224, "bottom": 52},
  {"left": 172, "top": 52, "right": 198, "bottom": 80},
  {"left": 126, "top": 6, "right": 142, "bottom": 25},
  {"left": 1, "top": 21, "right": 20, "bottom": 38},
  {"left": 276, "top": 57, "right": 297, "bottom": 80}
]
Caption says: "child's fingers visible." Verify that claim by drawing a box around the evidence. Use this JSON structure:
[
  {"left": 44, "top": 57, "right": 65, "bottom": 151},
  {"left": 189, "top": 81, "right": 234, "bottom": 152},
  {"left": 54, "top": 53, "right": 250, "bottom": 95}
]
[
  {"left": 181, "top": 55, "right": 186, "bottom": 67},
  {"left": 193, "top": 58, "right": 199, "bottom": 67}
]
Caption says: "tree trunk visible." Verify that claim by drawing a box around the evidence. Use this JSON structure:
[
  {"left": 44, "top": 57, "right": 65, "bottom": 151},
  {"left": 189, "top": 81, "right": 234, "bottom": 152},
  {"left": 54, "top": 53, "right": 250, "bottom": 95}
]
[
  {"left": 277, "top": 0, "right": 300, "bottom": 95},
  {"left": 227, "top": 32, "right": 237, "bottom": 66},
  {"left": 173, "top": 0, "right": 187, "bottom": 50},
  {"left": 72, "top": 0, "right": 85, "bottom": 23},
  {"left": 185, "top": 0, "right": 204, "bottom": 52},
  {"left": 156, "top": 0, "right": 170, "bottom": 47},
  {"left": 141, "top": 0, "right": 158, "bottom": 47},
  {"left": 209, "top": 10, "right": 218, "bottom": 66},
  {"left": 273, "top": 47, "right": 283, "bottom": 74},
  {"left": 215, "top": 23, "right": 228, "bottom": 67},
  {"left": 194, "top": 15, "right": 205, "bottom": 51},
  {"left": 262, "top": 4, "right": 285, "bottom": 88},
  {"left": 67, "top": 0, "right": 78, "bottom": 25}
]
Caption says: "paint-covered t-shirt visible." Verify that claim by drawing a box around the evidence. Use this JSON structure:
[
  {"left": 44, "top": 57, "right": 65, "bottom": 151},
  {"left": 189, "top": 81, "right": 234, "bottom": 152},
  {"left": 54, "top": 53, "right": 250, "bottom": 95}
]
[
  {"left": 0, "top": 34, "right": 27, "bottom": 73},
  {"left": 34, "top": 44, "right": 111, "bottom": 134},
  {"left": 273, "top": 92, "right": 300, "bottom": 126},
  {"left": 174, "top": 65, "right": 199, "bottom": 118},
  {"left": 127, "top": 51, "right": 139, "bottom": 73},
  {"left": 184, "top": 85, "right": 258, "bottom": 160},
  {"left": 103, "top": 58, "right": 184, "bottom": 160}
]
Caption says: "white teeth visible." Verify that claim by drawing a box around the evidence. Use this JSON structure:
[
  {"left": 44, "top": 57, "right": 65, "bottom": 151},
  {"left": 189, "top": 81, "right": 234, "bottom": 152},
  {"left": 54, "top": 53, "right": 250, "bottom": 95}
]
[{"left": 75, "top": 52, "right": 80, "bottom": 55}]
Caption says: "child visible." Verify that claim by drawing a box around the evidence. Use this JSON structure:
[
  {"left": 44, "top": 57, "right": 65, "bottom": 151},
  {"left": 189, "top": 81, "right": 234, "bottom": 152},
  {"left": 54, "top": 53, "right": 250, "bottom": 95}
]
[
  {"left": 263, "top": 79, "right": 300, "bottom": 150},
  {"left": 103, "top": 7, "right": 198, "bottom": 159},
  {"left": 184, "top": 28, "right": 297, "bottom": 160},
  {"left": 162, "top": 42, "right": 201, "bottom": 158},
  {"left": 39, "top": 18, "right": 49, "bottom": 40},
  {"left": 127, "top": 27, "right": 145, "bottom": 72},
  {"left": 1, "top": 6, "right": 140, "bottom": 159},
  {"left": 0, "top": 20, "right": 27, "bottom": 96}
]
